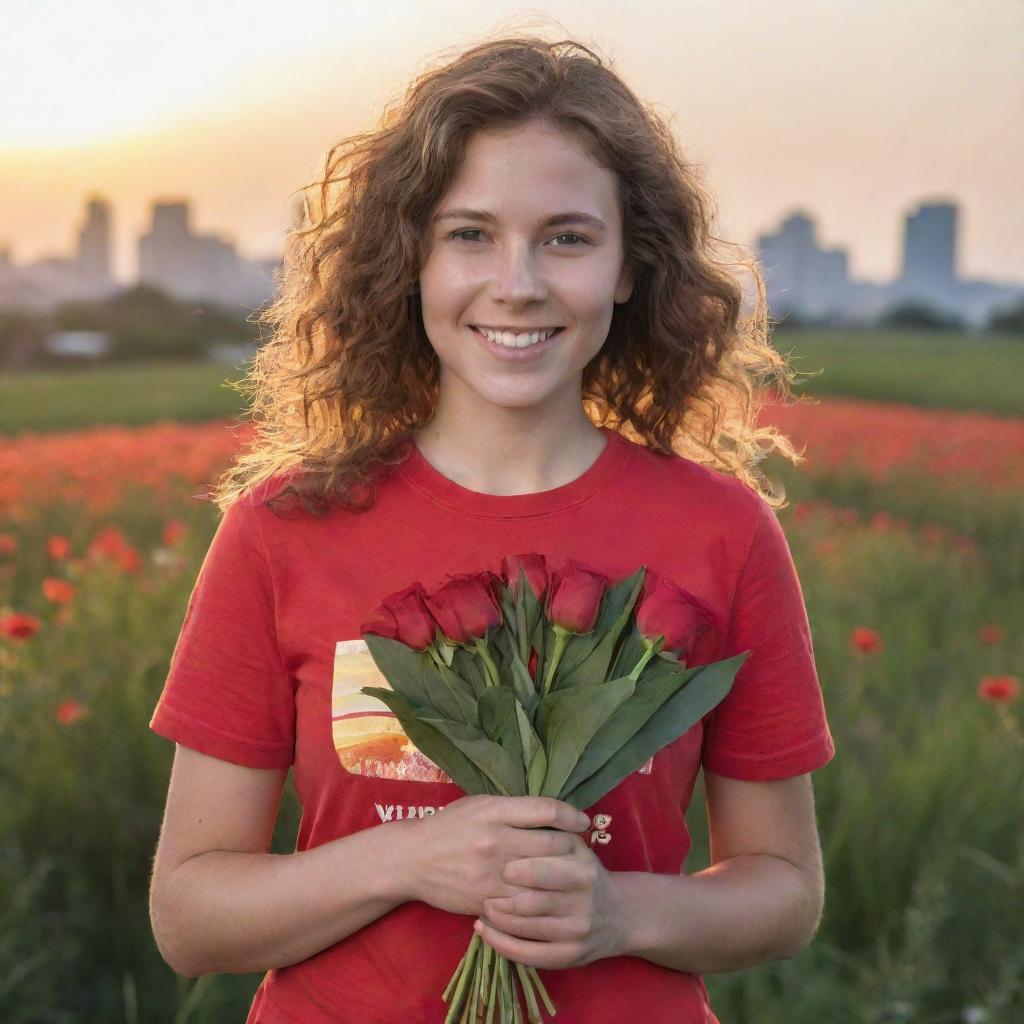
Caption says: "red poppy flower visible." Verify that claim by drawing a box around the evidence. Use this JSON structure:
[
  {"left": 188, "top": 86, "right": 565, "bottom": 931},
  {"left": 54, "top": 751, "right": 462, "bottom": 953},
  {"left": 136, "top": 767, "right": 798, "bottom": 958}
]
[
  {"left": 162, "top": 519, "right": 188, "bottom": 546},
  {"left": 0, "top": 534, "right": 16, "bottom": 556},
  {"left": 56, "top": 699, "right": 87, "bottom": 725},
  {"left": 545, "top": 560, "right": 608, "bottom": 634},
  {"left": 424, "top": 572, "right": 504, "bottom": 644},
  {"left": 977, "top": 675, "right": 1020, "bottom": 704},
  {"left": 635, "top": 570, "right": 717, "bottom": 657},
  {"left": 979, "top": 624, "right": 1004, "bottom": 645},
  {"left": 850, "top": 627, "right": 884, "bottom": 654},
  {"left": 42, "top": 578, "right": 76, "bottom": 604},
  {"left": 0, "top": 612, "right": 42, "bottom": 640},
  {"left": 47, "top": 534, "right": 71, "bottom": 559}
]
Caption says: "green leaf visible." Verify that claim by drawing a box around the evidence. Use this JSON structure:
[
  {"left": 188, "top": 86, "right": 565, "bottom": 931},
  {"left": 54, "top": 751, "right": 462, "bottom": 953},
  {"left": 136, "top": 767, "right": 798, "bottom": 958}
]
[
  {"left": 359, "top": 687, "right": 490, "bottom": 794},
  {"left": 559, "top": 661, "right": 698, "bottom": 796},
  {"left": 608, "top": 625, "right": 653, "bottom": 680},
  {"left": 507, "top": 649, "right": 539, "bottom": 717},
  {"left": 536, "top": 676, "right": 637, "bottom": 798},
  {"left": 450, "top": 646, "right": 490, "bottom": 699},
  {"left": 362, "top": 633, "right": 435, "bottom": 706},
  {"left": 514, "top": 700, "right": 548, "bottom": 796},
  {"left": 562, "top": 651, "right": 750, "bottom": 808},
  {"left": 478, "top": 687, "right": 521, "bottom": 762},
  {"left": 417, "top": 713, "right": 528, "bottom": 796}
]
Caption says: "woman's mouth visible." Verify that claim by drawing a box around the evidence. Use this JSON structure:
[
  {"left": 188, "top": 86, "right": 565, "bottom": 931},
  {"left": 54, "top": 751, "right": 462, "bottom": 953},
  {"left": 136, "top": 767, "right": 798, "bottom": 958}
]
[{"left": 470, "top": 325, "right": 565, "bottom": 361}]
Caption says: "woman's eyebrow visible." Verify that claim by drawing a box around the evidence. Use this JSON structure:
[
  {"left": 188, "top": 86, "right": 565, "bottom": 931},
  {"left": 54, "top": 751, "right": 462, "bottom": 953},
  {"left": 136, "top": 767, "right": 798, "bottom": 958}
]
[{"left": 432, "top": 207, "right": 607, "bottom": 231}]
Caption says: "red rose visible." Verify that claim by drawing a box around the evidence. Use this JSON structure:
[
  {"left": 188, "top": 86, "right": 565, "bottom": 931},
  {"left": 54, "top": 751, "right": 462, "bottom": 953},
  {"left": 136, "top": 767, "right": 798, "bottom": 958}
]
[
  {"left": 363, "top": 583, "right": 439, "bottom": 651},
  {"left": 635, "top": 570, "right": 716, "bottom": 656},
  {"left": 502, "top": 553, "right": 549, "bottom": 603},
  {"left": 545, "top": 560, "right": 608, "bottom": 634},
  {"left": 424, "top": 572, "right": 504, "bottom": 644}
]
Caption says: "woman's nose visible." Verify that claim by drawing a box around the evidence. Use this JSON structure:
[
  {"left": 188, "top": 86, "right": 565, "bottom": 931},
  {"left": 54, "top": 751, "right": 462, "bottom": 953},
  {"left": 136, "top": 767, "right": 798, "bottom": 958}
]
[{"left": 489, "top": 244, "right": 547, "bottom": 304}]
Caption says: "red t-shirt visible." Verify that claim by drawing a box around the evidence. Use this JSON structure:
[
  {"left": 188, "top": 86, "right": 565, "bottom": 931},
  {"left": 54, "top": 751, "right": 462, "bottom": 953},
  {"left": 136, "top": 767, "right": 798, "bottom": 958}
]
[{"left": 149, "top": 426, "right": 836, "bottom": 1023}]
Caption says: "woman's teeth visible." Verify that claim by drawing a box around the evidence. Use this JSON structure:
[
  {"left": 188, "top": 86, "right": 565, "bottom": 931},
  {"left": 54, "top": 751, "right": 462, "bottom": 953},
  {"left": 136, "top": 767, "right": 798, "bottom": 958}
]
[{"left": 476, "top": 326, "right": 561, "bottom": 349}]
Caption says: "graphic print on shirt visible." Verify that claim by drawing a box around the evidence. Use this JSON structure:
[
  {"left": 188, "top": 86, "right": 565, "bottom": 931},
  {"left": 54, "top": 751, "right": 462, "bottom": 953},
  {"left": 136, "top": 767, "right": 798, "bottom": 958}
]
[
  {"left": 331, "top": 637, "right": 454, "bottom": 782},
  {"left": 331, "top": 637, "right": 655, "bottom": 783}
]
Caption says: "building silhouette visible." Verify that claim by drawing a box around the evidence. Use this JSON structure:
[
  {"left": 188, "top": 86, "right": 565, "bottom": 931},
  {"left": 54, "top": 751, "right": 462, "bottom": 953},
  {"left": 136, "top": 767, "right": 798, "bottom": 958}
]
[
  {"left": 76, "top": 196, "right": 114, "bottom": 293},
  {"left": 756, "top": 199, "right": 1023, "bottom": 328}
]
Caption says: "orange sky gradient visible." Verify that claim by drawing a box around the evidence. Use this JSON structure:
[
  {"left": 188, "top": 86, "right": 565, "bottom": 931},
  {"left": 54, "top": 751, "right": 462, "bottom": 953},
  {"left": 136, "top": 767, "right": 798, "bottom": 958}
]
[{"left": 1, "top": 0, "right": 1021, "bottom": 286}]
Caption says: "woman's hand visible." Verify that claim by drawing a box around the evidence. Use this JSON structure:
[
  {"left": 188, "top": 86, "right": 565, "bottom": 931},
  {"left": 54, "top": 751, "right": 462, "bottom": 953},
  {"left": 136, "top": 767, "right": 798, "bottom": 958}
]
[
  {"left": 402, "top": 794, "right": 592, "bottom": 918},
  {"left": 473, "top": 830, "right": 627, "bottom": 969}
]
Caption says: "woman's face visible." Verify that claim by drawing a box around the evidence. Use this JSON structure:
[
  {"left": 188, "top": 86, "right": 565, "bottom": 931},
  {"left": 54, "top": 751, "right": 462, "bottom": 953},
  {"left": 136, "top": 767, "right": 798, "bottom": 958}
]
[{"left": 418, "top": 119, "right": 633, "bottom": 419}]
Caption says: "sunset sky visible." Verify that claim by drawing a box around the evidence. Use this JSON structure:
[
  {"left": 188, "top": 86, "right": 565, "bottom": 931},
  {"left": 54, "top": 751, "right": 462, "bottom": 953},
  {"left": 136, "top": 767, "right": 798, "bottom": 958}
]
[{"left": 1, "top": 0, "right": 1021, "bottom": 285}]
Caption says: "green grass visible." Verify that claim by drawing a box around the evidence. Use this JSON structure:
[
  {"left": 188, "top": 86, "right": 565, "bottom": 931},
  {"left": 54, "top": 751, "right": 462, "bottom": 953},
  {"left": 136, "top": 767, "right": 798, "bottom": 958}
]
[
  {"left": 775, "top": 329, "right": 1024, "bottom": 417},
  {"left": 1, "top": 330, "right": 1022, "bottom": 437},
  {"left": 0, "top": 359, "right": 249, "bottom": 436}
]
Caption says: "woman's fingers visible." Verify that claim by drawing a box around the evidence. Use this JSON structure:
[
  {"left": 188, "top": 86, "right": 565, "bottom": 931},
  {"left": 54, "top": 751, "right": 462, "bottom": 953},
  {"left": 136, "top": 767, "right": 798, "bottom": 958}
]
[{"left": 502, "top": 850, "right": 595, "bottom": 892}]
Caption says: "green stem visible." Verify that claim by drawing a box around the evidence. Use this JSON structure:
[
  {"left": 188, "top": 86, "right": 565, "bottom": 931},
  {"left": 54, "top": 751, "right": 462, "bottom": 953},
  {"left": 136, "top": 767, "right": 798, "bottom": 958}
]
[
  {"left": 540, "top": 625, "right": 570, "bottom": 699},
  {"left": 526, "top": 966, "right": 556, "bottom": 1017},
  {"left": 628, "top": 636, "right": 658, "bottom": 681},
  {"left": 446, "top": 932, "right": 481, "bottom": 1024},
  {"left": 486, "top": 950, "right": 500, "bottom": 1024},
  {"left": 514, "top": 961, "right": 542, "bottom": 1023},
  {"left": 474, "top": 638, "right": 502, "bottom": 688}
]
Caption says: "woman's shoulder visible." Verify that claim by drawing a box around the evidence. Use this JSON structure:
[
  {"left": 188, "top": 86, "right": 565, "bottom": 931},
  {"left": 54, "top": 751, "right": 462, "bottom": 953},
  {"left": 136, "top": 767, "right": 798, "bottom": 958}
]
[{"left": 624, "top": 435, "right": 765, "bottom": 518}]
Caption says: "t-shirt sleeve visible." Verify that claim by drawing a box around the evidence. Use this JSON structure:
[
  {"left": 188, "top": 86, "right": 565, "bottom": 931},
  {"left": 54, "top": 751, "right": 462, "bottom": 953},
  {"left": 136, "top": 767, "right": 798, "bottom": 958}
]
[
  {"left": 701, "top": 495, "right": 836, "bottom": 780},
  {"left": 149, "top": 497, "right": 295, "bottom": 769}
]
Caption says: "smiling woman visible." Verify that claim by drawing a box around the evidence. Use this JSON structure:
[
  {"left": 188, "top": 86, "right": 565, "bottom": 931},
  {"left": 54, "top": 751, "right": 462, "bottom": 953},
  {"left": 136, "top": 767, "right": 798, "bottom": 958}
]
[{"left": 146, "top": 29, "right": 835, "bottom": 1024}]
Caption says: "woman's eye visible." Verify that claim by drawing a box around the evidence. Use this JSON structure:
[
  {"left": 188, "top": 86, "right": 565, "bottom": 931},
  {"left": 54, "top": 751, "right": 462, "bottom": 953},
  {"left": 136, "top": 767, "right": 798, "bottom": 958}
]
[
  {"left": 549, "top": 232, "right": 587, "bottom": 246},
  {"left": 447, "top": 230, "right": 588, "bottom": 246}
]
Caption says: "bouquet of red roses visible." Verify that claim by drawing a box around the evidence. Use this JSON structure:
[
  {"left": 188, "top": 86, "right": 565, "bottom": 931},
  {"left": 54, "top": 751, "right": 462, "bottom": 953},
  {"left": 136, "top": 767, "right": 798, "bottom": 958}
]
[{"left": 360, "top": 554, "right": 749, "bottom": 1024}]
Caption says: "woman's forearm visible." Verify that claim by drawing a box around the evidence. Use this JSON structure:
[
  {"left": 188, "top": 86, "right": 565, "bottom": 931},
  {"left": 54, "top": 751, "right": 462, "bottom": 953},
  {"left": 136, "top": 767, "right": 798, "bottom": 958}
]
[
  {"left": 152, "top": 817, "right": 421, "bottom": 978},
  {"left": 612, "top": 853, "right": 823, "bottom": 975}
]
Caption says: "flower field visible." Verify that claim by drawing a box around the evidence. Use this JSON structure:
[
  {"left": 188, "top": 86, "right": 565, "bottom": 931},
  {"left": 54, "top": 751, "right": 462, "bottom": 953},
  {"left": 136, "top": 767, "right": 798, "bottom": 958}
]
[{"left": 0, "top": 395, "right": 1021, "bottom": 1023}]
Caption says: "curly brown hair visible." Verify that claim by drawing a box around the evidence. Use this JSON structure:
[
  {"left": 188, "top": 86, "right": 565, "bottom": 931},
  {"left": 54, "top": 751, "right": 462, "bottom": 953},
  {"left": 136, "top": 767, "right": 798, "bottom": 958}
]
[{"left": 212, "top": 31, "right": 813, "bottom": 519}]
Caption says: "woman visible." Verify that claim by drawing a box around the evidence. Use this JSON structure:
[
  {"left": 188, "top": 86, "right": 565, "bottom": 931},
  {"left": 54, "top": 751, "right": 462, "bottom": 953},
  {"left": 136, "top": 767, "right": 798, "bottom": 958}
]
[{"left": 148, "top": 34, "right": 835, "bottom": 1023}]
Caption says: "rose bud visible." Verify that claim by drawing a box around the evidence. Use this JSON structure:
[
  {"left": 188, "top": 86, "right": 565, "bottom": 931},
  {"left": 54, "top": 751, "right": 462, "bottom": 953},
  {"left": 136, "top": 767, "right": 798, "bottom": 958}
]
[
  {"left": 362, "top": 583, "right": 438, "bottom": 651},
  {"left": 424, "top": 571, "right": 504, "bottom": 644},
  {"left": 545, "top": 560, "right": 608, "bottom": 634},
  {"left": 502, "top": 553, "right": 549, "bottom": 602},
  {"left": 635, "top": 570, "right": 717, "bottom": 656}
]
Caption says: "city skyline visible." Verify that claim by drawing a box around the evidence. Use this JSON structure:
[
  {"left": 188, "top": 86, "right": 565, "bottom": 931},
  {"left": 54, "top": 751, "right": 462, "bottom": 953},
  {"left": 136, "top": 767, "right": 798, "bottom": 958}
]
[
  {"left": 4, "top": 191, "right": 1020, "bottom": 329},
  {"left": 0, "top": 1, "right": 1021, "bottom": 287}
]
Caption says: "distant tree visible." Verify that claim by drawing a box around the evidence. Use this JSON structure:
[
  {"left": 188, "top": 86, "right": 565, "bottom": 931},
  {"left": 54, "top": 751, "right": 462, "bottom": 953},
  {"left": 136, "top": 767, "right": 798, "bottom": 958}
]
[
  {"left": 877, "top": 302, "right": 965, "bottom": 331},
  {"left": 54, "top": 284, "right": 256, "bottom": 361},
  {"left": 985, "top": 299, "right": 1024, "bottom": 335},
  {"left": 0, "top": 307, "right": 50, "bottom": 368}
]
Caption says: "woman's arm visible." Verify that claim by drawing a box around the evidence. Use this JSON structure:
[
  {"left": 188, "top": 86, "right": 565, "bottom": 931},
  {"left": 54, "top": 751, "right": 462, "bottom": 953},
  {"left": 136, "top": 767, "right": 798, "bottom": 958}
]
[
  {"left": 612, "top": 772, "right": 826, "bottom": 974},
  {"left": 149, "top": 745, "right": 422, "bottom": 978},
  {"left": 157, "top": 820, "right": 422, "bottom": 977}
]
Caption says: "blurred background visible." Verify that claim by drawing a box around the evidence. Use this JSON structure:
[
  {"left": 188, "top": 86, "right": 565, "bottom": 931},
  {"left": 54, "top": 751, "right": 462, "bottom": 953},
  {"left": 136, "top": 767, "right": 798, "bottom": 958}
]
[{"left": 0, "top": 1, "right": 1021, "bottom": 1022}]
